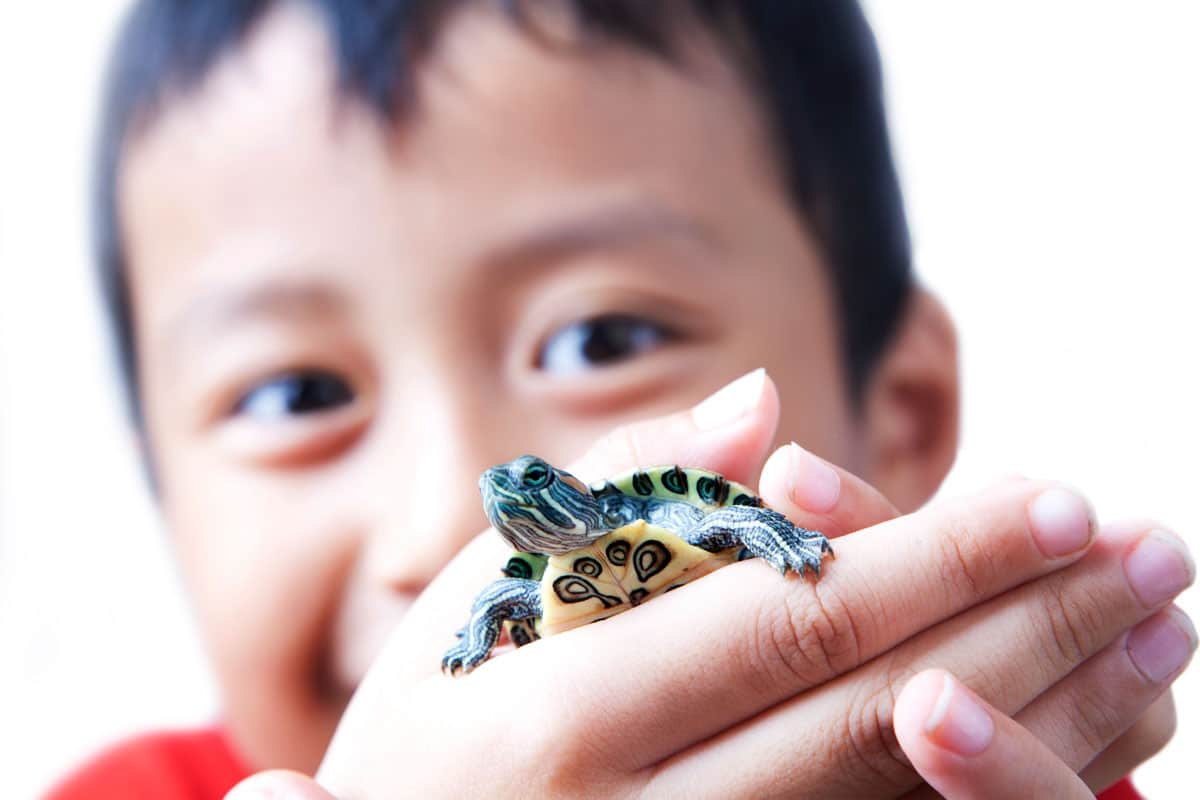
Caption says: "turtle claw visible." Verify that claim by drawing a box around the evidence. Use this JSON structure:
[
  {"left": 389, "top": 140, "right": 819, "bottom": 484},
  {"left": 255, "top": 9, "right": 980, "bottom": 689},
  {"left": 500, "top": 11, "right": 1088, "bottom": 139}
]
[
  {"left": 441, "top": 642, "right": 486, "bottom": 676},
  {"left": 763, "top": 525, "right": 831, "bottom": 579}
]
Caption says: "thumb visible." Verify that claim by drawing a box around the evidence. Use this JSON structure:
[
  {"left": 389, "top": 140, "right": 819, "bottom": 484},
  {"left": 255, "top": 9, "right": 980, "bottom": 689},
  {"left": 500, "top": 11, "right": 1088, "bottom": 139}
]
[
  {"left": 225, "top": 770, "right": 337, "bottom": 800},
  {"left": 894, "top": 670, "right": 1093, "bottom": 800},
  {"left": 570, "top": 367, "right": 779, "bottom": 485},
  {"left": 368, "top": 368, "right": 781, "bottom": 687}
]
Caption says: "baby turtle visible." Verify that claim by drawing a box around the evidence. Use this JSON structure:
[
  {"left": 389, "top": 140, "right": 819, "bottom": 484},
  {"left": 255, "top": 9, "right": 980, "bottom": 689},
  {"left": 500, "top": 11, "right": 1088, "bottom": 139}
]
[{"left": 442, "top": 455, "right": 833, "bottom": 674}]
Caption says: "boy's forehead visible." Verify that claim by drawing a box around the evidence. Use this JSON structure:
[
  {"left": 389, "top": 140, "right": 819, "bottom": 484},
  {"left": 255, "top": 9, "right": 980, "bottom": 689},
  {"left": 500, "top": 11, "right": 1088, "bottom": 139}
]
[{"left": 119, "top": 2, "right": 782, "bottom": 318}]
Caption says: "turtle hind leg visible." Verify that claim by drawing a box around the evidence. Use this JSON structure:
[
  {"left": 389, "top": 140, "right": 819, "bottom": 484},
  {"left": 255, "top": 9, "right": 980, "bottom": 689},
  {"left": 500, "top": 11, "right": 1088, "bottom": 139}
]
[
  {"left": 685, "top": 506, "right": 832, "bottom": 577},
  {"left": 442, "top": 578, "right": 543, "bottom": 676}
]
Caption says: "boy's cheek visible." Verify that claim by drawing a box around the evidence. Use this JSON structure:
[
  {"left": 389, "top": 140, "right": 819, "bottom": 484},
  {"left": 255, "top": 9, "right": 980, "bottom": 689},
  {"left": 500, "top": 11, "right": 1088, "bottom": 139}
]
[
  {"left": 326, "top": 563, "right": 420, "bottom": 692},
  {"left": 160, "top": 450, "right": 368, "bottom": 719}
]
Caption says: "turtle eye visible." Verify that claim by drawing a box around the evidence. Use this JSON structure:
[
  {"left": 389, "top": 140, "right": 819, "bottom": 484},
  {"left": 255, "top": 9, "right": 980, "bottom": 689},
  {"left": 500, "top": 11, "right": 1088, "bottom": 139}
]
[{"left": 522, "top": 462, "right": 552, "bottom": 489}]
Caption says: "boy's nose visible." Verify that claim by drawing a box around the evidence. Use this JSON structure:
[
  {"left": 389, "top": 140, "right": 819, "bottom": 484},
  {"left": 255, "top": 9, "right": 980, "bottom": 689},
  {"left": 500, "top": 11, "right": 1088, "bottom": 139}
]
[
  {"left": 361, "top": 397, "right": 504, "bottom": 595},
  {"left": 370, "top": 503, "right": 486, "bottom": 595}
]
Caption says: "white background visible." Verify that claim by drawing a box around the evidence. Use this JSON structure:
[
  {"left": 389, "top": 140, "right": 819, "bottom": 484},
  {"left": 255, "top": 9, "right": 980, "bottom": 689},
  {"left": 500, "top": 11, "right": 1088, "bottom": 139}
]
[{"left": 1, "top": 2, "right": 1196, "bottom": 797}]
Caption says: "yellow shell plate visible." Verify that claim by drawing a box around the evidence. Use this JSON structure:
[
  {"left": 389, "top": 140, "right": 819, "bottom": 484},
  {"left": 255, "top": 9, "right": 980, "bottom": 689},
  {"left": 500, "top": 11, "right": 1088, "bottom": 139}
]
[{"left": 538, "top": 520, "right": 736, "bottom": 636}]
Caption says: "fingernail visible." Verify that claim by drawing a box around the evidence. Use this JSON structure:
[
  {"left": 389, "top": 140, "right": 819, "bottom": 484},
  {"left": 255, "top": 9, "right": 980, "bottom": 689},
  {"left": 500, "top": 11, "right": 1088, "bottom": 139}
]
[
  {"left": 786, "top": 442, "right": 840, "bottom": 514},
  {"left": 925, "top": 673, "right": 994, "bottom": 756},
  {"left": 225, "top": 790, "right": 267, "bottom": 800},
  {"left": 1124, "top": 530, "right": 1195, "bottom": 608},
  {"left": 224, "top": 783, "right": 272, "bottom": 800},
  {"left": 692, "top": 369, "right": 766, "bottom": 430},
  {"left": 1127, "top": 609, "right": 1198, "bottom": 683},
  {"left": 1028, "top": 487, "right": 1095, "bottom": 558}
]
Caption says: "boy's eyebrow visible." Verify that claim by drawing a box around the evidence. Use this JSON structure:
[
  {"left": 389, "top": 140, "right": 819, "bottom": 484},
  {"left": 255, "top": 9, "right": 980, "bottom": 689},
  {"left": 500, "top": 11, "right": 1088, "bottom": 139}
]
[
  {"left": 165, "top": 280, "right": 347, "bottom": 353},
  {"left": 485, "top": 200, "right": 719, "bottom": 271},
  {"left": 161, "top": 203, "right": 712, "bottom": 357}
]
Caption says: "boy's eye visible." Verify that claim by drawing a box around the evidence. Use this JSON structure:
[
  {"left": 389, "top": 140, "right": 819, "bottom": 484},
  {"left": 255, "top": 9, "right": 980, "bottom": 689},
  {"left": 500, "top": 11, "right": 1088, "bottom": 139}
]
[
  {"left": 234, "top": 370, "right": 355, "bottom": 419},
  {"left": 537, "top": 314, "right": 676, "bottom": 374}
]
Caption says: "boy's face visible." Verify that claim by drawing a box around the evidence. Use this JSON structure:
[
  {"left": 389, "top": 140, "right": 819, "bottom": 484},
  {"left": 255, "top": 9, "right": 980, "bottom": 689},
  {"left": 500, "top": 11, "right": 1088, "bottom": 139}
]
[{"left": 120, "top": 4, "right": 937, "bottom": 769}]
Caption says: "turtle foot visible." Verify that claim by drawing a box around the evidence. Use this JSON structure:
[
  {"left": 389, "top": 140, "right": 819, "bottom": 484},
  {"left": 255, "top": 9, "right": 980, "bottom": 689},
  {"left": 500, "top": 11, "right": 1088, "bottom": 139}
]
[
  {"left": 442, "top": 577, "right": 543, "bottom": 676},
  {"left": 689, "top": 506, "right": 833, "bottom": 579},
  {"left": 441, "top": 641, "right": 490, "bottom": 676}
]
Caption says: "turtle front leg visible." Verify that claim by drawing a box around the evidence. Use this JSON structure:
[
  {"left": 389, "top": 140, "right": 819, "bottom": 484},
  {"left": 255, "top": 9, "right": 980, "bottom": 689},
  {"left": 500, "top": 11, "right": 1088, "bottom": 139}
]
[
  {"left": 442, "top": 578, "right": 543, "bottom": 675},
  {"left": 685, "top": 506, "right": 833, "bottom": 577}
]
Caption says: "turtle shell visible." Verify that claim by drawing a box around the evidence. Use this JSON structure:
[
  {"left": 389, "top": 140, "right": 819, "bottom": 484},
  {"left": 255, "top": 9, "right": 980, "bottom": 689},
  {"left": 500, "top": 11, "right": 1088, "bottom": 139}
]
[{"left": 503, "top": 465, "right": 760, "bottom": 645}]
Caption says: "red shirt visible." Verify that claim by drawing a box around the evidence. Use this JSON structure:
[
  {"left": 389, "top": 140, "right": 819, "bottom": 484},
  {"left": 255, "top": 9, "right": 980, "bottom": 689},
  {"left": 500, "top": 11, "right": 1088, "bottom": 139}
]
[
  {"left": 46, "top": 727, "right": 1144, "bottom": 799},
  {"left": 46, "top": 729, "right": 249, "bottom": 800}
]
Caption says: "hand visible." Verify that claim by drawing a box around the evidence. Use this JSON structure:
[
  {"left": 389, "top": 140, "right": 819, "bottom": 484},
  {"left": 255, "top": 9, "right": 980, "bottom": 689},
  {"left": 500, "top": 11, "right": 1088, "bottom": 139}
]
[
  {"left": 227, "top": 372, "right": 1195, "bottom": 799},
  {"left": 894, "top": 662, "right": 1186, "bottom": 800}
]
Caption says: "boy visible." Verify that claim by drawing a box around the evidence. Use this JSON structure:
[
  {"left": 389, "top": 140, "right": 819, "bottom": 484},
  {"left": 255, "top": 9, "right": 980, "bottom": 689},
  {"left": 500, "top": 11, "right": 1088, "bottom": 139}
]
[{"left": 52, "top": 0, "right": 1193, "bottom": 797}]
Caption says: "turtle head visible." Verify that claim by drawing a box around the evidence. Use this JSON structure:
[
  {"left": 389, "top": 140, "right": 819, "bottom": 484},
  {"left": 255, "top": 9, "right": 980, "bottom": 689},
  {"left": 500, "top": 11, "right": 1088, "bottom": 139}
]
[{"left": 479, "top": 456, "right": 607, "bottom": 554}]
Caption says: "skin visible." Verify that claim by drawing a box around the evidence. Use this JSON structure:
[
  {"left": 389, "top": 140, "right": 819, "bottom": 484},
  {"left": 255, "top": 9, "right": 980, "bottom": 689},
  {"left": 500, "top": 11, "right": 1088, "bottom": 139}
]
[{"left": 114, "top": 4, "right": 1194, "bottom": 797}]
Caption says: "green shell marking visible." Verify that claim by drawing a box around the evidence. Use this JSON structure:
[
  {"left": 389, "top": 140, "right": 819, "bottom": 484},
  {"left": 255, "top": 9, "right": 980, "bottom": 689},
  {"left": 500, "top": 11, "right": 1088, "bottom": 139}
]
[
  {"left": 594, "top": 465, "right": 763, "bottom": 509},
  {"left": 502, "top": 552, "right": 548, "bottom": 582}
]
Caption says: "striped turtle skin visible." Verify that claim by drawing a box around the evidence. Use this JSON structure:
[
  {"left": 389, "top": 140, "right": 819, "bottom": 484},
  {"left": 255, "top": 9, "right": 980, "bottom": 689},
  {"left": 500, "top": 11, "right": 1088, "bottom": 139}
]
[{"left": 443, "top": 456, "right": 833, "bottom": 675}]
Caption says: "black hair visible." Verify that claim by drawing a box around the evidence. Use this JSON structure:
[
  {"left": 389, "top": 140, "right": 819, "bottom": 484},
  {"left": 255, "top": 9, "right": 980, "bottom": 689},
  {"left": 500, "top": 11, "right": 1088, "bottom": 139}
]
[{"left": 96, "top": 0, "right": 912, "bottom": 425}]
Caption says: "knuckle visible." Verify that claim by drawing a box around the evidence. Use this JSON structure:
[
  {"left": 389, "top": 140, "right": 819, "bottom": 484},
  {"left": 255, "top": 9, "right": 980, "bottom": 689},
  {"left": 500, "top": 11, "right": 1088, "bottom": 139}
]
[
  {"left": 1069, "top": 687, "right": 1129, "bottom": 756},
  {"left": 834, "top": 663, "right": 918, "bottom": 793},
  {"left": 934, "top": 501, "right": 1002, "bottom": 600},
  {"left": 1035, "top": 574, "right": 1102, "bottom": 667},
  {"left": 752, "top": 579, "right": 864, "bottom": 688}
]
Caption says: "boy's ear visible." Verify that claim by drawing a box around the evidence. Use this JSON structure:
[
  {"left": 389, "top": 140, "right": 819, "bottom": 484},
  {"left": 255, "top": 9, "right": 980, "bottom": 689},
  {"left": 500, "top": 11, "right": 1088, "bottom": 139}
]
[{"left": 859, "top": 288, "right": 959, "bottom": 512}]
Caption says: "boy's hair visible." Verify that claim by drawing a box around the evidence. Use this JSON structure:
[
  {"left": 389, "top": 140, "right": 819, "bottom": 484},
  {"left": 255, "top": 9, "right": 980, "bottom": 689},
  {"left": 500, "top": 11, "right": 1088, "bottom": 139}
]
[{"left": 96, "top": 0, "right": 912, "bottom": 424}]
